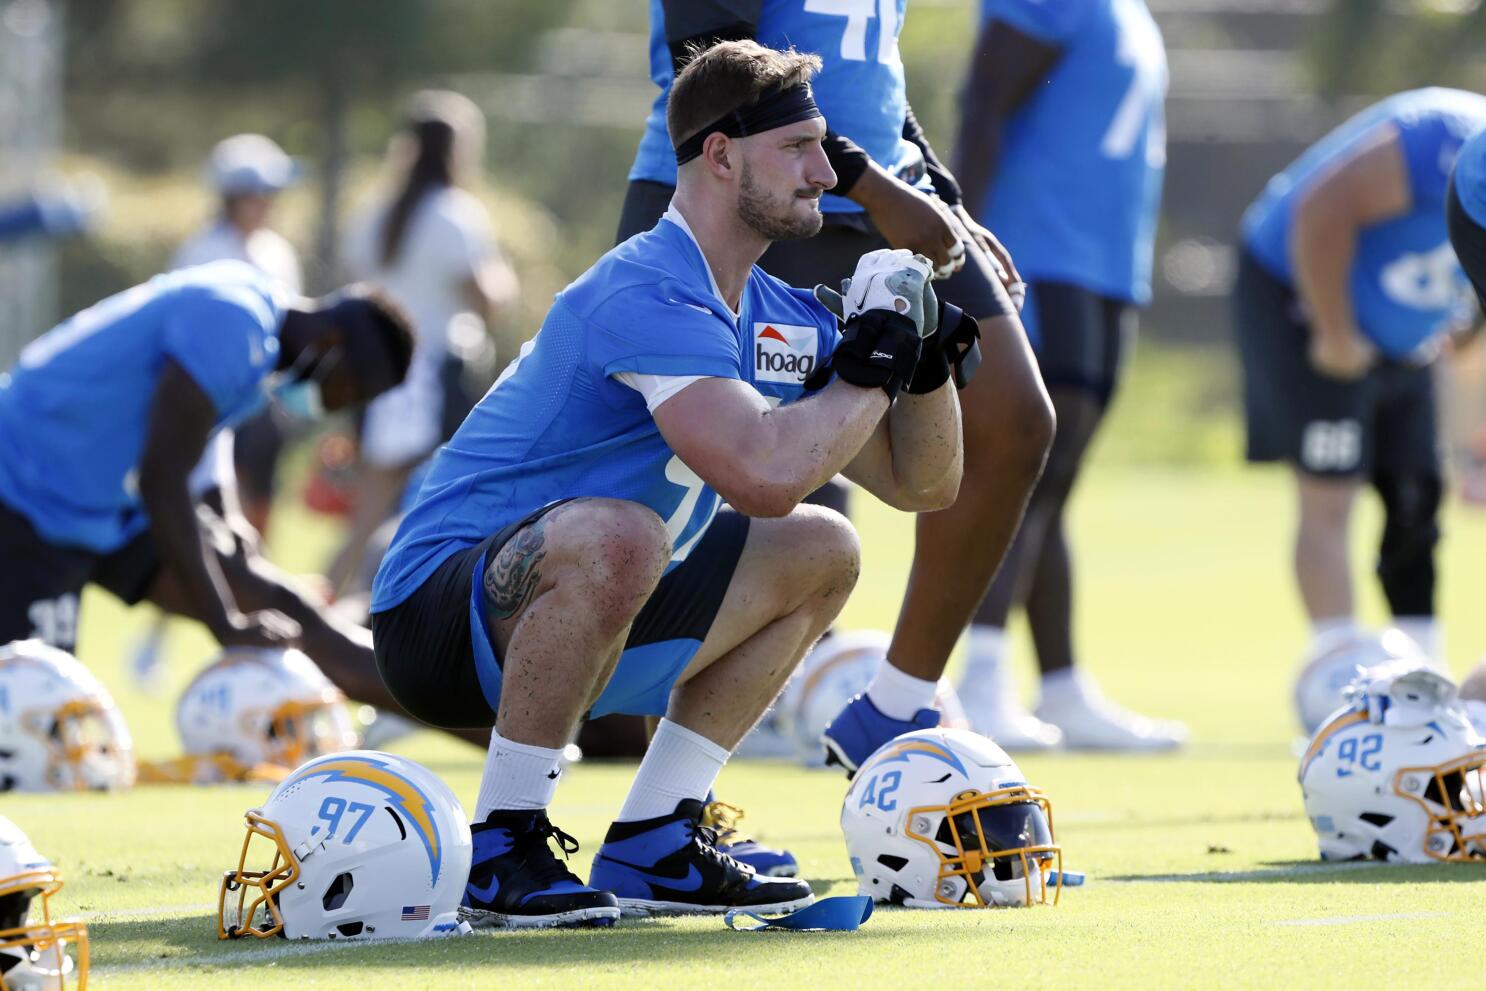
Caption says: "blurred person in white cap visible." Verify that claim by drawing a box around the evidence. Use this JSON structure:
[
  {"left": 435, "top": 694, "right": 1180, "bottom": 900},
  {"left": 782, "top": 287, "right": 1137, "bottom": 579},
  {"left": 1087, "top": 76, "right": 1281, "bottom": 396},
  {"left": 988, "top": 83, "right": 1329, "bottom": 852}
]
[
  {"left": 173, "top": 134, "right": 303, "bottom": 291},
  {"left": 327, "top": 90, "right": 518, "bottom": 595},
  {"left": 128, "top": 135, "right": 306, "bottom": 692}
]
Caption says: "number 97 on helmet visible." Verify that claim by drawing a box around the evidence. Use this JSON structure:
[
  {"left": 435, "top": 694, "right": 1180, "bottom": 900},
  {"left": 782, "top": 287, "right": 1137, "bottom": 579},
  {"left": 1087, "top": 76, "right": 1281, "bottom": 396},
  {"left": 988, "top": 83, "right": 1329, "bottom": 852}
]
[{"left": 840, "top": 728, "right": 1063, "bottom": 909}]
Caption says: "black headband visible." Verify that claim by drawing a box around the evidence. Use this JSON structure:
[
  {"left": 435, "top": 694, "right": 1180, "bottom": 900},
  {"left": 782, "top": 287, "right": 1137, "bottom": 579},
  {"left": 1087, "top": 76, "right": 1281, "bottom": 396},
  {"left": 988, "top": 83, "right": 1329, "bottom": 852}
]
[{"left": 673, "top": 82, "right": 823, "bottom": 165}]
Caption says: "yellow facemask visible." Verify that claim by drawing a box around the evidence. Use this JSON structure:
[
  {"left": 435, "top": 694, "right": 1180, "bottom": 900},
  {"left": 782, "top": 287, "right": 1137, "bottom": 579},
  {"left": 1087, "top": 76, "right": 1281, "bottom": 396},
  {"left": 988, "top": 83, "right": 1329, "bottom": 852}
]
[{"left": 0, "top": 869, "right": 89, "bottom": 990}]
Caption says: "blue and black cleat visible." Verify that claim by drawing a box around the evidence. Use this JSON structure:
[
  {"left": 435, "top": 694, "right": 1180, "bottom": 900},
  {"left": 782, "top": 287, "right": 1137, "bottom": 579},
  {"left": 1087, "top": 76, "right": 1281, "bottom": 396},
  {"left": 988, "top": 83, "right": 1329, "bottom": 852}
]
[
  {"left": 821, "top": 693, "right": 939, "bottom": 777},
  {"left": 460, "top": 809, "right": 620, "bottom": 929},
  {"left": 589, "top": 799, "right": 813, "bottom": 916}
]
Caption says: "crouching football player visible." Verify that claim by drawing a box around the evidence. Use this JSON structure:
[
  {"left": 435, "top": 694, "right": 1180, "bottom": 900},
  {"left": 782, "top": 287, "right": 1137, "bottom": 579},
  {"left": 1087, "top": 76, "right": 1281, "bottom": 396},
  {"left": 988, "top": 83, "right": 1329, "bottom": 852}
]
[
  {"left": 370, "top": 41, "right": 967, "bottom": 926},
  {"left": 0, "top": 260, "right": 418, "bottom": 720}
]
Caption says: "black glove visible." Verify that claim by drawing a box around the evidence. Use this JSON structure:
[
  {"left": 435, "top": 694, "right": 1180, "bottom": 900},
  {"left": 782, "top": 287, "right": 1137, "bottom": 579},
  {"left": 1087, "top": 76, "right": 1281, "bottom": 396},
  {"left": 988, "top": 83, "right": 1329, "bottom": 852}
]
[
  {"left": 812, "top": 290, "right": 922, "bottom": 400},
  {"left": 904, "top": 301, "right": 983, "bottom": 394}
]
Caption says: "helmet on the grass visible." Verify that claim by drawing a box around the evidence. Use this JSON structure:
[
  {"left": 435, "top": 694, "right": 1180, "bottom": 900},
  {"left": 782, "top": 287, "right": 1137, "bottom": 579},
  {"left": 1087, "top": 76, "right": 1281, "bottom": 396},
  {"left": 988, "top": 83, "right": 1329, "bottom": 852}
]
[
  {"left": 0, "top": 640, "right": 134, "bottom": 793},
  {"left": 1293, "top": 627, "right": 1434, "bottom": 735},
  {"left": 841, "top": 727, "right": 1061, "bottom": 908},
  {"left": 218, "top": 750, "right": 471, "bottom": 940},
  {"left": 177, "top": 648, "right": 358, "bottom": 774},
  {"left": 1300, "top": 666, "right": 1486, "bottom": 862},
  {"left": 0, "top": 814, "right": 88, "bottom": 990}
]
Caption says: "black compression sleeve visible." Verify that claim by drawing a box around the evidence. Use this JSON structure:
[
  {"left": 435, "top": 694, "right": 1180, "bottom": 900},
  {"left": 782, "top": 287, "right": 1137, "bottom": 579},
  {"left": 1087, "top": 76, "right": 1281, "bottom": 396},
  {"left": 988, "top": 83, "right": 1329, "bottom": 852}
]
[
  {"left": 823, "top": 130, "right": 871, "bottom": 197},
  {"left": 902, "top": 104, "right": 962, "bottom": 207}
]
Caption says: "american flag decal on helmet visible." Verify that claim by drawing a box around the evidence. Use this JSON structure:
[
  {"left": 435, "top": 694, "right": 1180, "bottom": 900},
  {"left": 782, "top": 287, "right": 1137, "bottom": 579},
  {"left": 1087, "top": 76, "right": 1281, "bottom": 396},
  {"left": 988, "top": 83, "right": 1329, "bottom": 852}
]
[{"left": 401, "top": 905, "right": 430, "bottom": 921}]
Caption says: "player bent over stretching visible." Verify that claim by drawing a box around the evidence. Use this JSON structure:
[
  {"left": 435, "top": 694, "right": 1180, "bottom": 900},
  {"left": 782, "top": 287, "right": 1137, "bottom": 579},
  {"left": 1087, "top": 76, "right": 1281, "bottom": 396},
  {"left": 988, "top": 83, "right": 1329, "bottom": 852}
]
[{"left": 370, "top": 41, "right": 965, "bottom": 926}]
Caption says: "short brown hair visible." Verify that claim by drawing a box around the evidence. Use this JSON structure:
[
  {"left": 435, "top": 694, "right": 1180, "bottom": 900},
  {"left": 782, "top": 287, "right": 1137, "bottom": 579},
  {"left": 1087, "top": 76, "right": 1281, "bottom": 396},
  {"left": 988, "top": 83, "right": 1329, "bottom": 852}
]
[{"left": 667, "top": 40, "right": 821, "bottom": 151}]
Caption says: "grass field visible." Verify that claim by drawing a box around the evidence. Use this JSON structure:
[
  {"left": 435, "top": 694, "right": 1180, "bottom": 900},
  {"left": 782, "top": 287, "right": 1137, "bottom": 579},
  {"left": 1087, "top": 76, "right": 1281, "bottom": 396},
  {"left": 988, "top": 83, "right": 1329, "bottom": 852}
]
[{"left": 12, "top": 463, "right": 1486, "bottom": 989}]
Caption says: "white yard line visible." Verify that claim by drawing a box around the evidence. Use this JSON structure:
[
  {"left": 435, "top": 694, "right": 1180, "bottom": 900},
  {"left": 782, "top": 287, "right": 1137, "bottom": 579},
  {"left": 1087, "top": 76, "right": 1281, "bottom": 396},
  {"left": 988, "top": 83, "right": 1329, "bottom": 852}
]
[
  {"left": 94, "top": 934, "right": 437, "bottom": 975},
  {"left": 1108, "top": 861, "right": 1388, "bottom": 883},
  {"left": 1270, "top": 912, "right": 1452, "bottom": 927},
  {"left": 89, "top": 903, "right": 215, "bottom": 921}
]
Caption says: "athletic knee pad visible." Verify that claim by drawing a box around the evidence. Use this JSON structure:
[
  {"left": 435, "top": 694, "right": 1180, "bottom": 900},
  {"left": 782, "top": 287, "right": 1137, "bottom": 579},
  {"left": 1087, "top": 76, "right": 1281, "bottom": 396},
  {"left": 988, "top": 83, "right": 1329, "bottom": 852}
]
[{"left": 1374, "top": 471, "right": 1442, "bottom": 616}]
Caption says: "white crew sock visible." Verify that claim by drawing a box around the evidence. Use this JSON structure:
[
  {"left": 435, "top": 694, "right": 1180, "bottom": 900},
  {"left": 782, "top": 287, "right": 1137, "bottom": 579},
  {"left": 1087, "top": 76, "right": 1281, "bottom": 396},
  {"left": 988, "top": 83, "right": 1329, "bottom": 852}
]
[
  {"left": 1038, "top": 667, "right": 1088, "bottom": 706},
  {"left": 1391, "top": 616, "right": 1442, "bottom": 666},
  {"left": 866, "top": 660, "right": 939, "bottom": 721},
  {"left": 474, "top": 727, "right": 565, "bottom": 821},
  {"left": 962, "top": 625, "right": 1009, "bottom": 681},
  {"left": 1308, "top": 616, "right": 1363, "bottom": 655},
  {"left": 617, "top": 718, "right": 730, "bottom": 823}
]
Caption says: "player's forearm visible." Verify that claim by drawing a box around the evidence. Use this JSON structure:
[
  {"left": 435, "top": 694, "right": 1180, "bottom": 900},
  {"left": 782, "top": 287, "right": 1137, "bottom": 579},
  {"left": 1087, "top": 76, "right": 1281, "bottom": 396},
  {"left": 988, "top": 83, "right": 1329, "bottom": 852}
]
[
  {"left": 1292, "top": 199, "right": 1362, "bottom": 342},
  {"left": 883, "top": 385, "right": 963, "bottom": 510},
  {"left": 139, "top": 471, "right": 237, "bottom": 633},
  {"left": 738, "top": 382, "right": 889, "bottom": 517}
]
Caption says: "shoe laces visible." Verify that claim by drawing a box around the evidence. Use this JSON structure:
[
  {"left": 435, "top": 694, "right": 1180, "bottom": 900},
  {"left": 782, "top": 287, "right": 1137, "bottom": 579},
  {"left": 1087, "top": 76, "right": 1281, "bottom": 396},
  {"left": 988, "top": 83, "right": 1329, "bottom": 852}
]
[
  {"left": 691, "top": 816, "right": 753, "bottom": 877},
  {"left": 520, "top": 815, "right": 583, "bottom": 885},
  {"left": 699, "top": 800, "right": 751, "bottom": 845}
]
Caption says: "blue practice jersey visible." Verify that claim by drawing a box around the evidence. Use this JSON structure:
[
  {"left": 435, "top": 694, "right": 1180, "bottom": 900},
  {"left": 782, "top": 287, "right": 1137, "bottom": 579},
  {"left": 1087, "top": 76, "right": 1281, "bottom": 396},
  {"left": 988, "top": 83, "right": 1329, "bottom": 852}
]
[
  {"left": 628, "top": 0, "right": 930, "bottom": 214},
  {"left": 976, "top": 0, "right": 1166, "bottom": 305},
  {"left": 1242, "top": 88, "right": 1486, "bottom": 358},
  {"left": 1454, "top": 127, "right": 1486, "bottom": 228},
  {"left": 371, "top": 208, "right": 840, "bottom": 612},
  {"left": 0, "top": 261, "right": 281, "bottom": 552}
]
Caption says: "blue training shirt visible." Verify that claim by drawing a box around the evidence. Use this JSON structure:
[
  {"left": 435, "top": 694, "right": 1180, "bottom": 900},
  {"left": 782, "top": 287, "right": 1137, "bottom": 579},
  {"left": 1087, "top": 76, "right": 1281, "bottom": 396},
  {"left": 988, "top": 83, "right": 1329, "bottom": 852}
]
[
  {"left": 976, "top": 0, "right": 1166, "bottom": 307},
  {"left": 371, "top": 207, "right": 840, "bottom": 613},
  {"left": 0, "top": 261, "right": 281, "bottom": 553},
  {"left": 629, "top": 0, "right": 931, "bottom": 214},
  {"left": 1242, "top": 88, "right": 1486, "bottom": 358},
  {"left": 1454, "top": 126, "right": 1486, "bottom": 228}
]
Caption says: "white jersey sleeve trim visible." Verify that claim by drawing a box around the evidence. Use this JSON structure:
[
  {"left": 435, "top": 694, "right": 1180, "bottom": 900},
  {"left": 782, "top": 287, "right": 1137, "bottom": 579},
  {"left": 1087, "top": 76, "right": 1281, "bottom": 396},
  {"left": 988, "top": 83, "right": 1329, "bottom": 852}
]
[{"left": 612, "top": 371, "right": 709, "bottom": 413}]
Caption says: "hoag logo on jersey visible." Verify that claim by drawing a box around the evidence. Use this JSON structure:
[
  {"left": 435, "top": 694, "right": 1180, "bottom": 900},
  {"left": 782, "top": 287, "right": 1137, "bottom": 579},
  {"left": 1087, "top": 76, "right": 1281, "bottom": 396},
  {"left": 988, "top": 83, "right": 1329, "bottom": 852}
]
[{"left": 754, "top": 323, "right": 817, "bottom": 385}]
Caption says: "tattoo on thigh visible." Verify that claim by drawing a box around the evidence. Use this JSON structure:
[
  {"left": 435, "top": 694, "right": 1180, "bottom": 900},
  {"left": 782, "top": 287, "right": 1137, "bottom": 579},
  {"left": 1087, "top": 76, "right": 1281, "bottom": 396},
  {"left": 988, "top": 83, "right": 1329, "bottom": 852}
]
[{"left": 484, "top": 518, "right": 548, "bottom": 621}]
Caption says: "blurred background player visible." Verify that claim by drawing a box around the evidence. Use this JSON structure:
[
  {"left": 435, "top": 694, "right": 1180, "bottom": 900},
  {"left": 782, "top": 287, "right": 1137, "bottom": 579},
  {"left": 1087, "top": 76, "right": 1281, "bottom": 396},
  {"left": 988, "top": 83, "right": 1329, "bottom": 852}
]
[
  {"left": 131, "top": 133, "right": 306, "bottom": 691},
  {"left": 615, "top": 0, "right": 1052, "bottom": 780},
  {"left": 950, "top": 0, "right": 1184, "bottom": 750},
  {"left": 1447, "top": 126, "right": 1486, "bottom": 705},
  {"left": 1234, "top": 88, "right": 1486, "bottom": 677},
  {"left": 174, "top": 133, "right": 304, "bottom": 538},
  {"left": 0, "top": 261, "right": 435, "bottom": 734},
  {"left": 326, "top": 90, "right": 519, "bottom": 597}
]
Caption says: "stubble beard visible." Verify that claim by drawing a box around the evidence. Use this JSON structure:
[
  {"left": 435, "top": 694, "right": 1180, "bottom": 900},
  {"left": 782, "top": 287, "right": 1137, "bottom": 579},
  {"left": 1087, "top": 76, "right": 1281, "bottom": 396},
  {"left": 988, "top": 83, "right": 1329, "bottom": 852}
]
[{"left": 737, "top": 159, "right": 822, "bottom": 242}]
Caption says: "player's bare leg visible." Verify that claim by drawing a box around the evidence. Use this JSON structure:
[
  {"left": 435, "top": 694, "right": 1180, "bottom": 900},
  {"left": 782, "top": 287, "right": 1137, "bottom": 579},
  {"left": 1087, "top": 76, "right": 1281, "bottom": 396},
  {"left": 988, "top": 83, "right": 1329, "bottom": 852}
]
[
  {"left": 887, "top": 312, "right": 1052, "bottom": 680},
  {"left": 482, "top": 499, "right": 671, "bottom": 747},
  {"left": 667, "top": 506, "right": 860, "bottom": 748},
  {"left": 590, "top": 506, "right": 856, "bottom": 915},
  {"left": 1295, "top": 472, "right": 1360, "bottom": 624}
]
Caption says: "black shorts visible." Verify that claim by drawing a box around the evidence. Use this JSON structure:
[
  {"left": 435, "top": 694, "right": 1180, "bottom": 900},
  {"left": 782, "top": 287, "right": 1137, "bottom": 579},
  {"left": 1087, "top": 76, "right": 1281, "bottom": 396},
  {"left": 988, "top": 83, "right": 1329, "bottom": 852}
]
[
  {"left": 1448, "top": 173, "right": 1486, "bottom": 317},
  {"left": 0, "top": 499, "right": 160, "bottom": 652},
  {"left": 370, "top": 504, "right": 751, "bottom": 729},
  {"left": 615, "top": 178, "right": 1016, "bottom": 321},
  {"left": 1022, "top": 281, "right": 1134, "bottom": 403},
  {"left": 1232, "top": 250, "right": 1440, "bottom": 478}
]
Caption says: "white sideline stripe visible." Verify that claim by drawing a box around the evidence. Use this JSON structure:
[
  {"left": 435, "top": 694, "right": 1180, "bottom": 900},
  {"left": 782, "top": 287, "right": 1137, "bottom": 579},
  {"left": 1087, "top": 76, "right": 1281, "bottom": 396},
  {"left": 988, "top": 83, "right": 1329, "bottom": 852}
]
[
  {"left": 95, "top": 935, "right": 436, "bottom": 974},
  {"left": 1270, "top": 911, "right": 1452, "bottom": 927},
  {"left": 1111, "top": 861, "right": 1385, "bottom": 883}
]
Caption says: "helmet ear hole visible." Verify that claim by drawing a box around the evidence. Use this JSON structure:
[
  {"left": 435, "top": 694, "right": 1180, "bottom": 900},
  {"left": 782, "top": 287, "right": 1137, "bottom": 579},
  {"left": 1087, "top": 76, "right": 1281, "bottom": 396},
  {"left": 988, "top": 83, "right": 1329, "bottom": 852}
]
[
  {"left": 1359, "top": 812, "right": 1393, "bottom": 827},
  {"left": 876, "top": 854, "right": 908, "bottom": 872},
  {"left": 321, "top": 872, "right": 354, "bottom": 911},
  {"left": 336, "top": 921, "right": 364, "bottom": 937}
]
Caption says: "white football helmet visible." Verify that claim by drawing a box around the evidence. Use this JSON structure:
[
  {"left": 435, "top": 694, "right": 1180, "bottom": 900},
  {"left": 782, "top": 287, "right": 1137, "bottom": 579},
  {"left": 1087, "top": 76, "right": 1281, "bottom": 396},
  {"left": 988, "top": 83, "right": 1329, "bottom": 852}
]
[
  {"left": 219, "top": 750, "right": 472, "bottom": 940},
  {"left": 178, "top": 648, "right": 358, "bottom": 773},
  {"left": 1300, "top": 667, "right": 1486, "bottom": 862},
  {"left": 841, "top": 727, "right": 1061, "bottom": 908},
  {"left": 1293, "top": 628, "right": 1436, "bottom": 735},
  {"left": 0, "top": 640, "right": 134, "bottom": 793},
  {"left": 0, "top": 814, "right": 88, "bottom": 990},
  {"left": 784, "top": 631, "right": 967, "bottom": 767}
]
